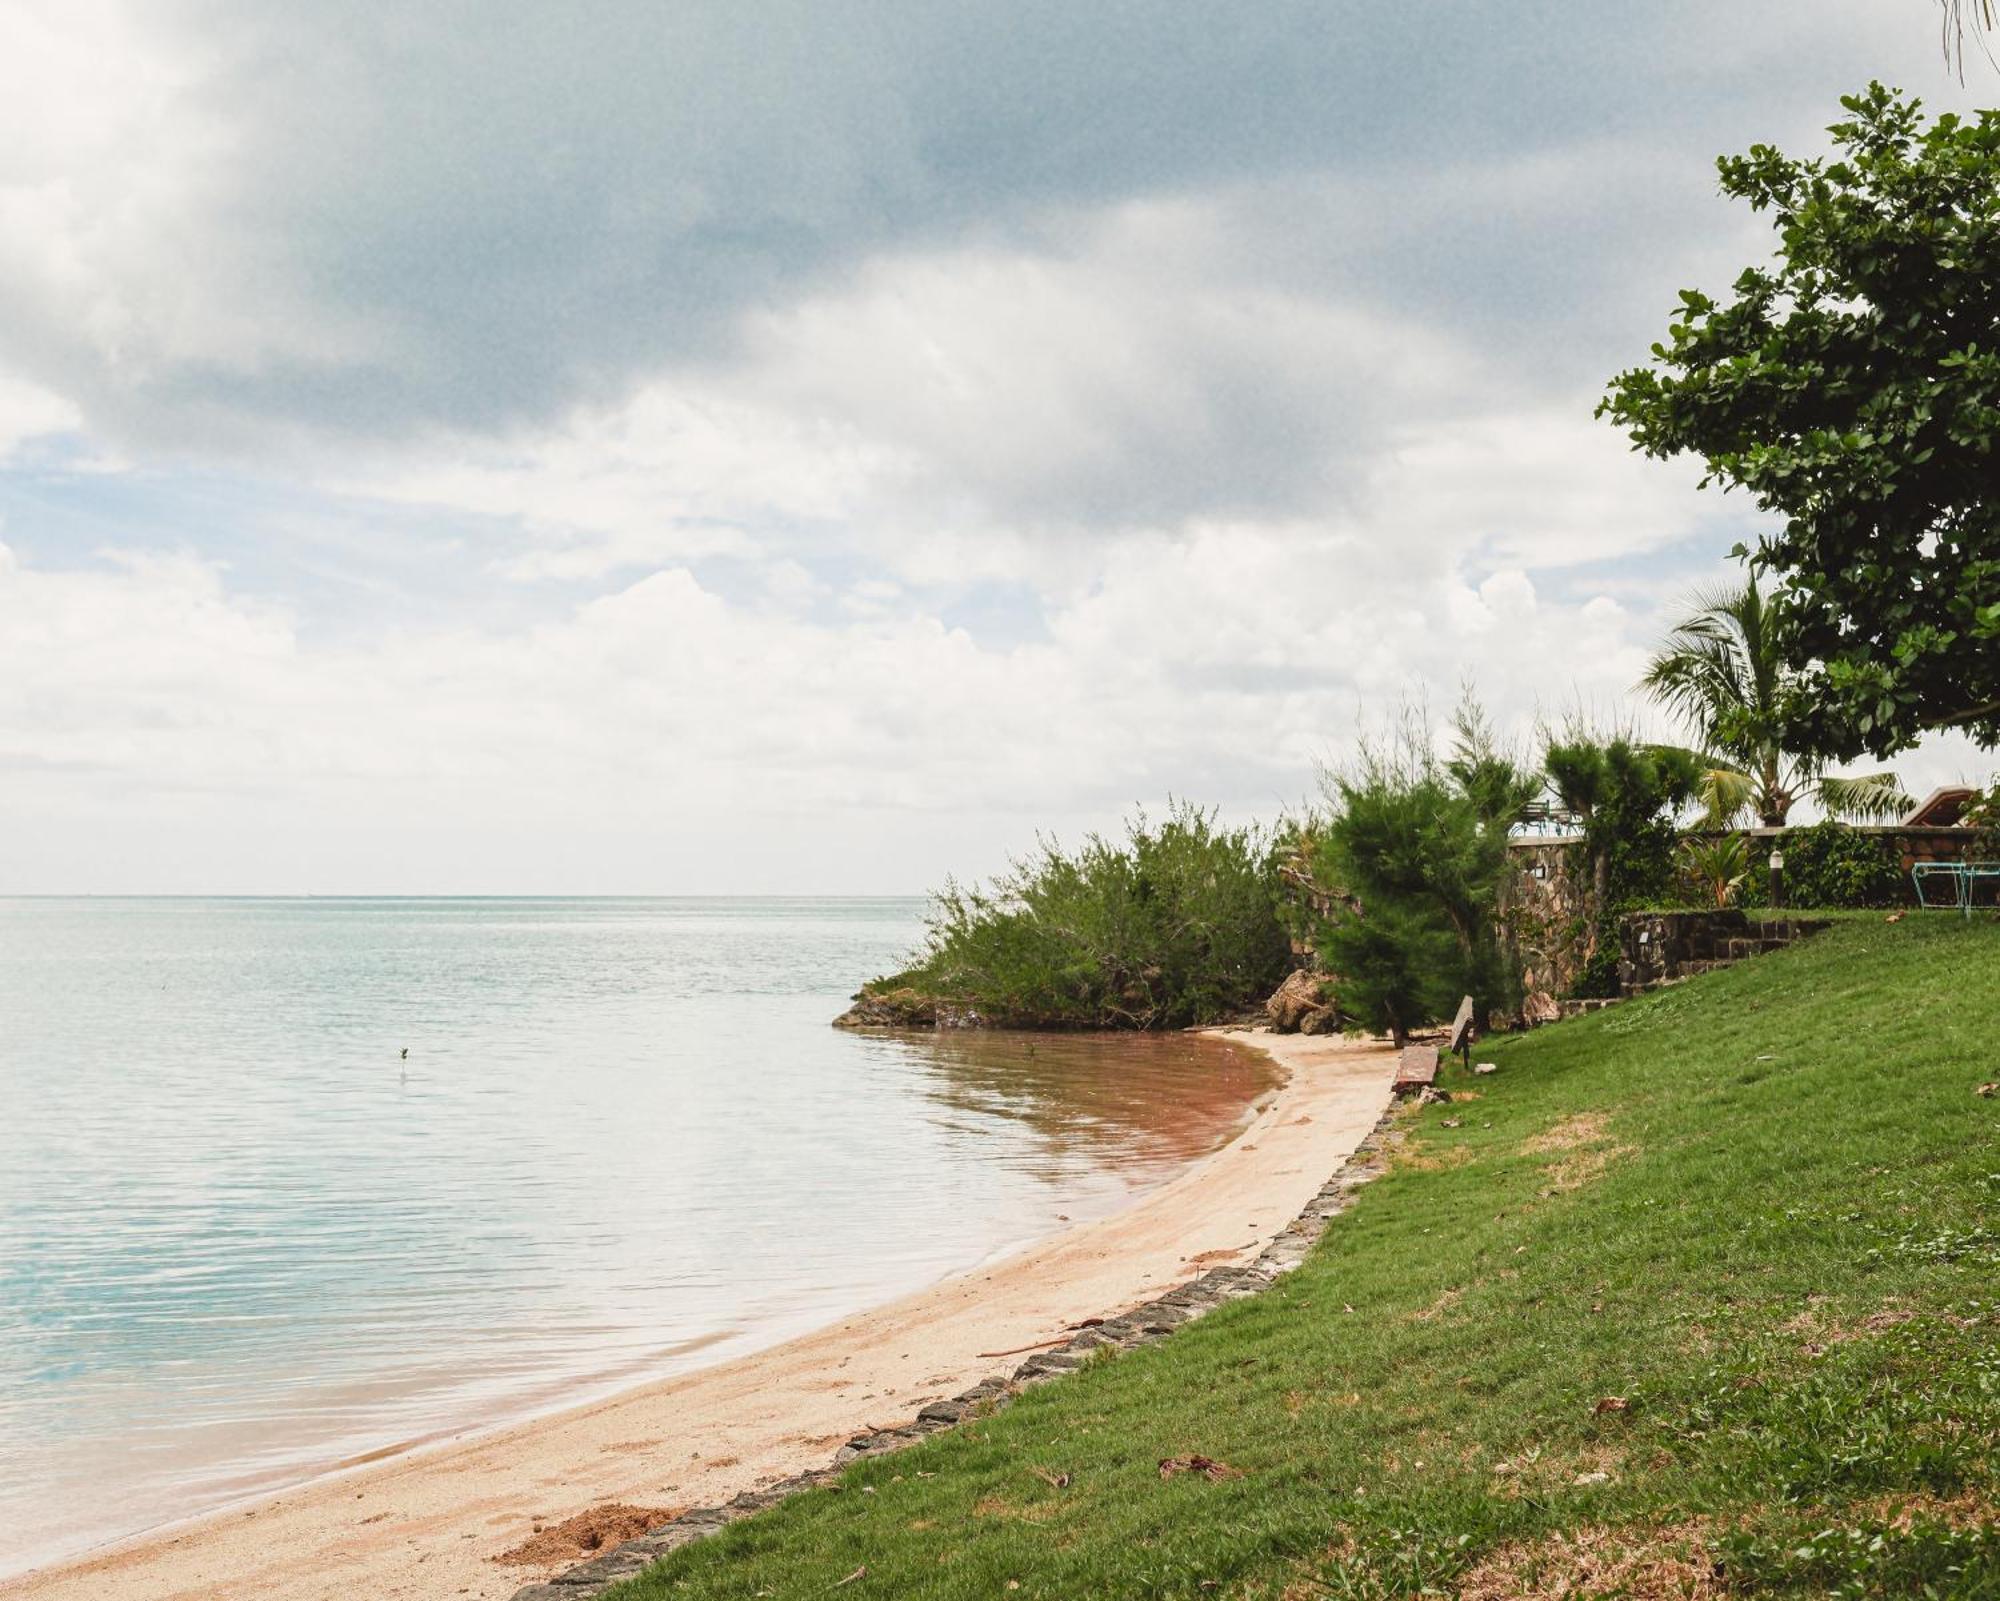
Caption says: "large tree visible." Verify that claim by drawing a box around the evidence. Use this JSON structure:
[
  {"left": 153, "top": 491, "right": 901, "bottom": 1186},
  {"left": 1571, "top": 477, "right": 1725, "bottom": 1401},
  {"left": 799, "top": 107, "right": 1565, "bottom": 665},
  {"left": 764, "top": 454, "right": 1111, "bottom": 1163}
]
[{"left": 1600, "top": 85, "right": 2000, "bottom": 761}]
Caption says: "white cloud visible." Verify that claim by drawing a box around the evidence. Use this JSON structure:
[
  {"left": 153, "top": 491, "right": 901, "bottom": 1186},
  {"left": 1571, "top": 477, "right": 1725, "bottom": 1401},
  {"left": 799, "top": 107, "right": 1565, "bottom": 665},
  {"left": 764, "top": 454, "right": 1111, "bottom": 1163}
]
[
  {"left": 0, "top": 532, "right": 1687, "bottom": 891},
  {"left": 0, "top": 2, "right": 1986, "bottom": 892},
  {"left": 0, "top": 372, "right": 80, "bottom": 457}
]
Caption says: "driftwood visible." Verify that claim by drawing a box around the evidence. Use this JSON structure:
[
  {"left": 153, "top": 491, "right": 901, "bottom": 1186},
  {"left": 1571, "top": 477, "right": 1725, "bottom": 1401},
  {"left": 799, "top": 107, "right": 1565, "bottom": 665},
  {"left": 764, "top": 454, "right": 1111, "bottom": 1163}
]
[{"left": 975, "top": 1335, "right": 1074, "bottom": 1359}]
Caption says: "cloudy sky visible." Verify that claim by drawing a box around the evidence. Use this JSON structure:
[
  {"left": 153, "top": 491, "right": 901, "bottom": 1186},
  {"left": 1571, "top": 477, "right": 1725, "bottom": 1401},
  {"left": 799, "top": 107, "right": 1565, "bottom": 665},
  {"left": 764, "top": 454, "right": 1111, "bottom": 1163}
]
[{"left": 0, "top": 3, "right": 1991, "bottom": 894}]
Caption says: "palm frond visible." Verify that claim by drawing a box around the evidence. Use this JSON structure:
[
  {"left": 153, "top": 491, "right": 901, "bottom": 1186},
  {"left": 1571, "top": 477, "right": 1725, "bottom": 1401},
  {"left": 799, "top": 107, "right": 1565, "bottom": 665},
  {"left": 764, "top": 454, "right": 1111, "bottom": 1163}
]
[
  {"left": 1641, "top": 632, "right": 1747, "bottom": 735},
  {"left": 1815, "top": 771, "right": 1912, "bottom": 824},
  {"left": 1942, "top": 0, "right": 1998, "bottom": 78},
  {"left": 1640, "top": 580, "right": 1788, "bottom": 759},
  {"left": 1697, "top": 765, "right": 1758, "bottom": 829}
]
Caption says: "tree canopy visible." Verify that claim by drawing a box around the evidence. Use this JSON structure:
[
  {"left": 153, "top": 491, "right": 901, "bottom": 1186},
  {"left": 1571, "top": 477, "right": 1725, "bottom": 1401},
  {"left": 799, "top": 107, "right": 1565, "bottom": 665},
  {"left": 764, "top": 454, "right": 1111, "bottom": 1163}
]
[{"left": 1600, "top": 85, "right": 2000, "bottom": 760}]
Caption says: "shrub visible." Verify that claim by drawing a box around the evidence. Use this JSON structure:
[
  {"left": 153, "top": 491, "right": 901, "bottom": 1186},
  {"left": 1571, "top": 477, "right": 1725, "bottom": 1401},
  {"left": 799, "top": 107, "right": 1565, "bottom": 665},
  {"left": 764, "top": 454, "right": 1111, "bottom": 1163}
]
[
  {"left": 1780, "top": 820, "right": 1903, "bottom": 908},
  {"left": 887, "top": 802, "right": 1292, "bottom": 1029},
  {"left": 1307, "top": 699, "right": 1532, "bottom": 1040},
  {"left": 1680, "top": 832, "right": 1751, "bottom": 908},
  {"left": 1542, "top": 732, "right": 1701, "bottom": 995}
]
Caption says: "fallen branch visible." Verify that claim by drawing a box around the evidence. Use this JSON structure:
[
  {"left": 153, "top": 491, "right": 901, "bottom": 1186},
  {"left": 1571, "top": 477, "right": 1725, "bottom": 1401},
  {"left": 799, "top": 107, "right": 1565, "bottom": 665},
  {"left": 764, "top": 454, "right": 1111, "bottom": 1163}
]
[{"left": 975, "top": 1335, "right": 1071, "bottom": 1359}]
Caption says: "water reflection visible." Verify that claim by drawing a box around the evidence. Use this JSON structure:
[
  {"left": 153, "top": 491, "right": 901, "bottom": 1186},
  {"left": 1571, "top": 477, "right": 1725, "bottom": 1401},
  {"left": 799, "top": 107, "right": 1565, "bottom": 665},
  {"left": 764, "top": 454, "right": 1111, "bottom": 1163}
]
[{"left": 871, "top": 1029, "right": 1278, "bottom": 1190}]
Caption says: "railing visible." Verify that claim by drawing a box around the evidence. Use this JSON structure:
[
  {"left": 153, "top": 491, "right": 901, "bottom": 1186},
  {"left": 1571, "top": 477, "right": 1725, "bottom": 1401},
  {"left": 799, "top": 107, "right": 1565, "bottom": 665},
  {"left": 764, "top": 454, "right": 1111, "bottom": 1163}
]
[{"left": 1912, "top": 861, "right": 2000, "bottom": 918}]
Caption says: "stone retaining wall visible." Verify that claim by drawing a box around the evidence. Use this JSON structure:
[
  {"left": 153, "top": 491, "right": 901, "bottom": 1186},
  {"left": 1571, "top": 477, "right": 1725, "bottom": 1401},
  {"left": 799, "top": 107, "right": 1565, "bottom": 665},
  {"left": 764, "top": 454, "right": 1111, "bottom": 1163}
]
[
  {"left": 1501, "top": 825, "right": 1992, "bottom": 1003},
  {"left": 511, "top": 1104, "right": 1406, "bottom": 1601},
  {"left": 1616, "top": 909, "right": 1830, "bottom": 995}
]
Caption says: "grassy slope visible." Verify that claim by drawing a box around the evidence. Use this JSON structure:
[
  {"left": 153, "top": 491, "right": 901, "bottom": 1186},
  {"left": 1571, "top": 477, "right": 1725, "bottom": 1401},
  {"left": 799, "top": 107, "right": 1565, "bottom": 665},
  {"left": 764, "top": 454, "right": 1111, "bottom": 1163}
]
[{"left": 612, "top": 918, "right": 2000, "bottom": 1599}]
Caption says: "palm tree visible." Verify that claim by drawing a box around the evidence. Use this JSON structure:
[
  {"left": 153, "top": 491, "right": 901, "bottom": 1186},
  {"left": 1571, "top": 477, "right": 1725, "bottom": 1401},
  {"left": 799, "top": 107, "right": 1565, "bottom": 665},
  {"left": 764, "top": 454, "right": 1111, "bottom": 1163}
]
[{"left": 1641, "top": 580, "right": 1910, "bottom": 829}]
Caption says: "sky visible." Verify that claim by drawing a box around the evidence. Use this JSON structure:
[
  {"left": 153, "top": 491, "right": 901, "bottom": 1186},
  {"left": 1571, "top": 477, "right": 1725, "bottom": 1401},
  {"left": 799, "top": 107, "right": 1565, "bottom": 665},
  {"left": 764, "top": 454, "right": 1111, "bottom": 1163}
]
[{"left": 0, "top": 2, "right": 1993, "bottom": 895}]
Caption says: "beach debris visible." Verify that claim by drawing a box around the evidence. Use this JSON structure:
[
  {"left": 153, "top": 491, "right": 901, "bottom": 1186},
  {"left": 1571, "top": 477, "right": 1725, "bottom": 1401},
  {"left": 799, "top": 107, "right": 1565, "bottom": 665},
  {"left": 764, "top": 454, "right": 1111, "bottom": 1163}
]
[
  {"left": 1593, "top": 1396, "right": 1630, "bottom": 1415},
  {"left": 833, "top": 1565, "right": 868, "bottom": 1587},
  {"left": 1440, "top": 1117, "right": 1462, "bottom": 1129},
  {"left": 1159, "top": 1455, "right": 1242, "bottom": 1482},
  {"left": 975, "top": 1335, "right": 1071, "bottom": 1359},
  {"left": 493, "top": 1503, "right": 675, "bottom": 1566},
  {"left": 1028, "top": 1466, "right": 1071, "bottom": 1489},
  {"left": 1573, "top": 1470, "right": 1612, "bottom": 1486},
  {"left": 1885, "top": 911, "right": 1907, "bottom": 923}
]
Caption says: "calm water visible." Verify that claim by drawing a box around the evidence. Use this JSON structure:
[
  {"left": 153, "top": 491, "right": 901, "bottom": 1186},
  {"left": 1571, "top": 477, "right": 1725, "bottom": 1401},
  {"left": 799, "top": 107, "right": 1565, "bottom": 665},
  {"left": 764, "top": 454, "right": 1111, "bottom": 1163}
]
[{"left": 0, "top": 898, "right": 1272, "bottom": 1577}]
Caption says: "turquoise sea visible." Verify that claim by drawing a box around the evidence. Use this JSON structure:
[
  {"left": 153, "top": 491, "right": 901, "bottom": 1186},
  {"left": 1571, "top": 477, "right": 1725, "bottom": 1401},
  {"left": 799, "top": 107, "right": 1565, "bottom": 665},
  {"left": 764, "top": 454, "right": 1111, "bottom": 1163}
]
[{"left": 0, "top": 898, "right": 1268, "bottom": 1578}]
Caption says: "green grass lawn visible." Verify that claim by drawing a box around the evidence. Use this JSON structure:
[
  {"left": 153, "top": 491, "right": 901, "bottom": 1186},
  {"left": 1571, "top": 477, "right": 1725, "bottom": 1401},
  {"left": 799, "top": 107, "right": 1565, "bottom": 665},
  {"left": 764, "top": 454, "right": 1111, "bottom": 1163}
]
[{"left": 610, "top": 916, "right": 2000, "bottom": 1599}]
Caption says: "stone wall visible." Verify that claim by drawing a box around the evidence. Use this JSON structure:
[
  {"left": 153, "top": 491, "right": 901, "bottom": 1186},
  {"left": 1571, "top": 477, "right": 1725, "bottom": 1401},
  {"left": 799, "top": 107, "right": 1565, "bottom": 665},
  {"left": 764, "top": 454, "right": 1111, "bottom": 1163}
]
[
  {"left": 1617, "top": 909, "right": 1830, "bottom": 994},
  {"left": 1499, "top": 825, "right": 1996, "bottom": 1004},
  {"left": 1498, "top": 836, "right": 1593, "bottom": 1006}
]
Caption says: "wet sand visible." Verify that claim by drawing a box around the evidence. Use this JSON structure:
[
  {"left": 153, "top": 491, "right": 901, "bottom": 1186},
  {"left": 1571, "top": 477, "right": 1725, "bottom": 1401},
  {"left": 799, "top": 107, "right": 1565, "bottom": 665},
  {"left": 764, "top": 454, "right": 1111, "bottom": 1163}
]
[{"left": 3, "top": 1030, "right": 1397, "bottom": 1601}]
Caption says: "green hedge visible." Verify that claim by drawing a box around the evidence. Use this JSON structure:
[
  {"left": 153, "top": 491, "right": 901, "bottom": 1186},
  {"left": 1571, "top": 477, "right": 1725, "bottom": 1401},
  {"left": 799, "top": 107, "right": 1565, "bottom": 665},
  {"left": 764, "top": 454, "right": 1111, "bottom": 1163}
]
[{"left": 1780, "top": 821, "right": 1905, "bottom": 909}]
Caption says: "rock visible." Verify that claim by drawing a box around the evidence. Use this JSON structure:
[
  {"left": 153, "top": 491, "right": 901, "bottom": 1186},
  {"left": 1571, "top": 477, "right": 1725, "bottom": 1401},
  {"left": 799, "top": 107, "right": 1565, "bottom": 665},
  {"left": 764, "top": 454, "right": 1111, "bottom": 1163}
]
[
  {"left": 1297, "top": 1004, "right": 1341, "bottom": 1036},
  {"left": 1473, "top": 1062, "right": 1497, "bottom": 1076},
  {"left": 1266, "top": 969, "right": 1338, "bottom": 1034},
  {"left": 832, "top": 985, "right": 937, "bottom": 1029},
  {"left": 832, "top": 986, "right": 984, "bottom": 1030}
]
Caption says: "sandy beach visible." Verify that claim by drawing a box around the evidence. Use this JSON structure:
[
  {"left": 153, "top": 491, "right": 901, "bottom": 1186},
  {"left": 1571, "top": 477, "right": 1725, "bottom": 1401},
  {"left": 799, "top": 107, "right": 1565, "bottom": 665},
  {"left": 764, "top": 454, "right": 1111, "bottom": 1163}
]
[{"left": 5, "top": 1030, "right": 1397, "bottom": 1601}]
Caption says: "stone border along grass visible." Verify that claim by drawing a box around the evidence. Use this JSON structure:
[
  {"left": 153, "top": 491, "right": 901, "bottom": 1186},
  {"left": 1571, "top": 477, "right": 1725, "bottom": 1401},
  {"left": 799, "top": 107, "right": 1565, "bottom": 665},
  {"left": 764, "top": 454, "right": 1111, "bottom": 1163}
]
[{"left": 510, "top": 1101, "right": 1407, "bottom": 1601}]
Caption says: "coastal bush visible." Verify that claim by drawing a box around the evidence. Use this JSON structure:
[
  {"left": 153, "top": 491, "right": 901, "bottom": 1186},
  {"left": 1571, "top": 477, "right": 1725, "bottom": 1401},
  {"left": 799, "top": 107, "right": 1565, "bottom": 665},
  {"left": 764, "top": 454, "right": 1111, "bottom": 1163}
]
[
  {"left": 1778, "top": 821, "right": 1905, "bottom": 909},
  {"left": 881, "top": 802, "right": 1292, "bottom": 1030},
  {"left": 1308, "top": 701, "right": 1534, "bottom": 1040}
]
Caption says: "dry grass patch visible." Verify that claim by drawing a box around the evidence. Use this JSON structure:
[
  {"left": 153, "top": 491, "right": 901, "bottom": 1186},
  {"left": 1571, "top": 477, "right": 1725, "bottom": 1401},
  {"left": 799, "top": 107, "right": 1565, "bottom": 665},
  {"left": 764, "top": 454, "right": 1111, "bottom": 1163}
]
[
  {"left": 1523, "top": 1111, "right": 1635, "bottom": 1193},
  {"left": 1522, "top": 1111, "right": 1614, "bottom": 1153},
  {"left": 1457, "top": 1520, "right": 1720, "bottom": 1600},
  {"left": 1409, "top": 1285, "right": 1464, "bottom": 1323},
  {"left": 971, "top": 1495, "right": 1059, "bottom": 1524},
  {"left": 1396, "top": 1142, "right": 1477, "bottom": 1174},
  {"left": 1857, "top": 1489, "right": 1999, "bottom": 1530}
]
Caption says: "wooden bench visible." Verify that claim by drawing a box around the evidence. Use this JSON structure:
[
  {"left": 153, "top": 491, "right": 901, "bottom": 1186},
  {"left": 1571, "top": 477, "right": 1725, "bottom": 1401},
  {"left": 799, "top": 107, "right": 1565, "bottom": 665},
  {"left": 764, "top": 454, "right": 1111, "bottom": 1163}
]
[
  {"left": 1446, "top": 995, "right": 1475, "bottom": 1070},
  {"left": 1393, "top": 1044, "right": 1439, "bottom": 1097}
]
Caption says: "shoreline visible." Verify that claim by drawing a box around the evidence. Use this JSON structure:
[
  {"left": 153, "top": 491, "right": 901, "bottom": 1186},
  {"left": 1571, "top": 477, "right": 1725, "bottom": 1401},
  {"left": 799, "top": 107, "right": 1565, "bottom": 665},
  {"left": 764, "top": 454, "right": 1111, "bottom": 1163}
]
[{"left": 3, "top": 1029, "right": 1398, "bottom": 1601}]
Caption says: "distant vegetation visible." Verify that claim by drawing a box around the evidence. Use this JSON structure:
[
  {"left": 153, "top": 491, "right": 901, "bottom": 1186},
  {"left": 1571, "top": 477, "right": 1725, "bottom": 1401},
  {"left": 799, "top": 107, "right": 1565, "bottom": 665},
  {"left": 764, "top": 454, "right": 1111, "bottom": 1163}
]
[{"left": 852, "top": 802, "right": 1292, "bottom": 1031}]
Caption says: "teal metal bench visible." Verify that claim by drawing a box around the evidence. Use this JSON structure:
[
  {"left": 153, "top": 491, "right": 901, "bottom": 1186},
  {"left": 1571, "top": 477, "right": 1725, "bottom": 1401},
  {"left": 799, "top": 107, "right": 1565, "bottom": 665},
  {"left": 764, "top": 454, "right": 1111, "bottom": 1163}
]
[{"left": 1912, "top": 861, "right": 2000, "bottom": 918}]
